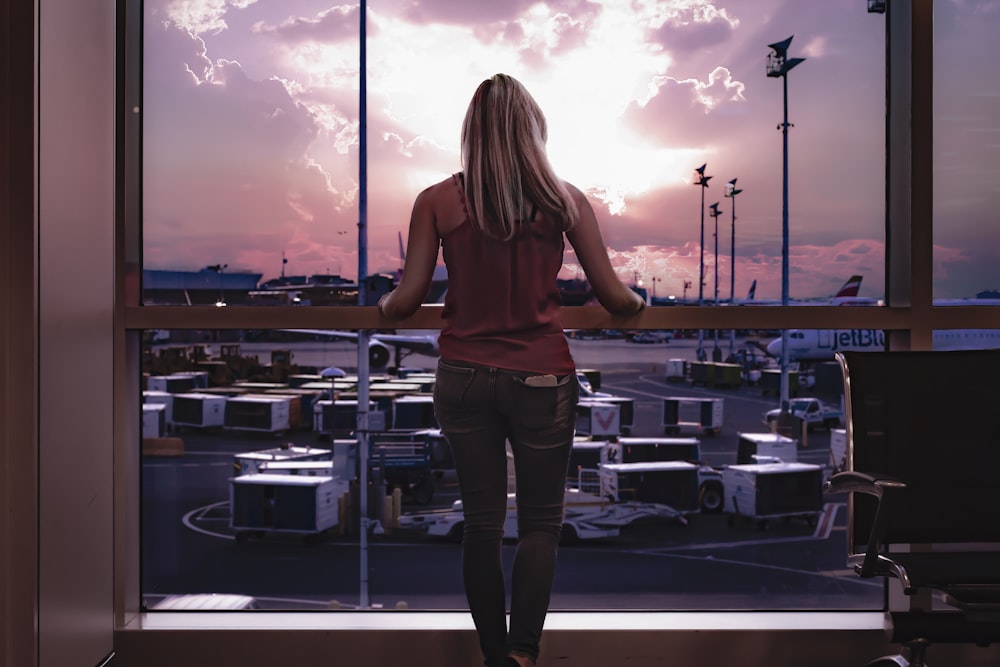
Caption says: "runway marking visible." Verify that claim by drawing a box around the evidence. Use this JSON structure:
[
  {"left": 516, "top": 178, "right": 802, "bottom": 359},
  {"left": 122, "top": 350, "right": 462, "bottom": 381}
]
[
  {"left": 814, "top": 502, "right": 840, "bottom": 539},
  {"left": 182, "top": 501, "right": 236, "bottom": 539}
]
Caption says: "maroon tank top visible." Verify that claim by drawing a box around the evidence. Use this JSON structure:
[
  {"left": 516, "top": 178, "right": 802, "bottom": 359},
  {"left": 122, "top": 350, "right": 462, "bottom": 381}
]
[{"left": 437, "top": 174, "right": 575, "bottom": 375}]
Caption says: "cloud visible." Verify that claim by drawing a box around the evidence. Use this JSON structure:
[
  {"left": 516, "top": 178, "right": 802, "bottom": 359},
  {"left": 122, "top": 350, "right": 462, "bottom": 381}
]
[
  {"left": 142, "top": 20, "right": 358, "bottom": 274},
  {"left": 623, "top": 67, "right": 748, "bottom": 147},
  {"left": 252, "top": 5, "right": 367, "bottom": 43},
  {"left": 647, "top": 1, "right": 740, "bottom": 54},
  {"left": 163, "top": 0, "right": 256, "bottom": 35}
]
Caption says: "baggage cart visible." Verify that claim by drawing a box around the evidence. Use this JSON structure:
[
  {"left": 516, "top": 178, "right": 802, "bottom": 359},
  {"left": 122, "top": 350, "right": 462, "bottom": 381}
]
[
  {"left": 662, "top": 397, "right": 723, "bottom": 436},
  {"left": 736, "top": 432, "right": 797, "bottom": 465},
  {"left": 599, "top": 461, "right": 700, "bottom": 512},
  {"left": 722, "top": 462, "right": 823, "bottom": 529},
  {"left": 233, "top": 445, "right": 331, "bottom": 476},
  {"left": 665, "top": 359, "right": 686, "bottom": 382},
  {"left": 230, "top": 473, "right": 348, "bottom": 543},
  {"left": 575, "top": 400, "right": 621, "bottom": 437}
]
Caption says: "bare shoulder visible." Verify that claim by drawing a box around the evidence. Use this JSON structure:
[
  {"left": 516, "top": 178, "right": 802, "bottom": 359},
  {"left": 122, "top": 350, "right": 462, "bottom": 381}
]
[
  {"left": 415, "top": 173, "right": 465, "bottom": 235},
  {"left": 562, "top": 181, "right": 595, "bottom": 211}
]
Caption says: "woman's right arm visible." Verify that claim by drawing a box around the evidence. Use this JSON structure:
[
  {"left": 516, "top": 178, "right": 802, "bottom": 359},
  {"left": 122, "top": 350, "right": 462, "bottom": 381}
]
[
  {"left": 564, "top": 184, "right": 646, "bottom": 316},
  {"left": 377, "top": 188, "right": 440, "bottom": 319}
]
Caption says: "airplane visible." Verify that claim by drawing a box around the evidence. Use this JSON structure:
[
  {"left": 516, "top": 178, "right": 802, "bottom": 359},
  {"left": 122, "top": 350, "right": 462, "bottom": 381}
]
[
  {"left": 734, "top": 275, "right": 880, "bottom": 306},
  {"left": 281, "top": 231, "right": 445, "bottom": 370},
  {"left": 766, "top": 328, "right": 1000, "bottom": 362},
  {"left": 283, "top": 328, "right": 439, "bottom": 370}
]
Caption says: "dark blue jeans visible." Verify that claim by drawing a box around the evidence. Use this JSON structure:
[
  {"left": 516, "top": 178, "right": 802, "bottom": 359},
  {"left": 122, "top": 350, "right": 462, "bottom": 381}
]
[{"left": 433, "top": 358, "right": 579, "bottom": 667}]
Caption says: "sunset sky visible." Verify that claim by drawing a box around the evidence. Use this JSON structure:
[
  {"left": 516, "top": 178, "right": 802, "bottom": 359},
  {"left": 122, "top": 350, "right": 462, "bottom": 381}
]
[{"left": 141, "top": 0, "right": 1000, "bottom": 300}]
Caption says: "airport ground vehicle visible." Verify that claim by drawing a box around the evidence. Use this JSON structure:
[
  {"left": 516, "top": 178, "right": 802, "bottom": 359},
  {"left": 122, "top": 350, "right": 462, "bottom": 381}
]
[
  {"left": 593, "top": 436, "right": 725, "bottom": 513},
  {"left": 229, "top": 473, "right": 348, "bottom": 544},
  {"left": 722, "top": 461, "right": 824, "bottom": 529},
  {"left": 398, "top": 488, "right": 688, "bottom": 543},
  {"left": 762, "top": 397, "right": 843, "bottom": 431}
]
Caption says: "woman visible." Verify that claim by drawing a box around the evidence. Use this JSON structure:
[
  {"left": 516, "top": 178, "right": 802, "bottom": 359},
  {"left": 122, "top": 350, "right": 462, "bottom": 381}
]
[{"left": 378, "top": 73, "right": 645, "bottom": 667}]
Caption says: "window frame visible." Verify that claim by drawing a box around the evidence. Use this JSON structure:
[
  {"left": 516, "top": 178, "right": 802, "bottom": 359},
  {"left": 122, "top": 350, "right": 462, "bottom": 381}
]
[{"left": 113, "top": 0, "right": 1000, "bottom": 661}]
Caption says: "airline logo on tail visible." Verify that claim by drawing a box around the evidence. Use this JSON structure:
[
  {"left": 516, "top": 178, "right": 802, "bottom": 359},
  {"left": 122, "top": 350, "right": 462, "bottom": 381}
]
[{"left": 834, "top": 275, "right": 863, "bottom": 298}]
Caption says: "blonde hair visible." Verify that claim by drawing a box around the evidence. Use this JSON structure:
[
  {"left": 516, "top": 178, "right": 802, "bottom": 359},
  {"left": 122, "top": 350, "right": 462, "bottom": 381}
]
[{"left": 460, "top": 74, "right": 578, "bottom": 241}]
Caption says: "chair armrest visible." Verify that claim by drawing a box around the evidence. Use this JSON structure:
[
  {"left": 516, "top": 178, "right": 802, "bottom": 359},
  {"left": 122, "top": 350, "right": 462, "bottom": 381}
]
[
  {"left": 823, "top": 470, "right": 905, "bottom": 498},
  {"left": 824, "top": 471, "right": 909, "bottom": 577}
]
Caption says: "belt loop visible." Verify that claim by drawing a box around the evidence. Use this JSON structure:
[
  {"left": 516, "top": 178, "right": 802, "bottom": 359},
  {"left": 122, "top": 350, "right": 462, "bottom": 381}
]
[{"left": 489, "top": 366, "right": 497, "bottom": 396}]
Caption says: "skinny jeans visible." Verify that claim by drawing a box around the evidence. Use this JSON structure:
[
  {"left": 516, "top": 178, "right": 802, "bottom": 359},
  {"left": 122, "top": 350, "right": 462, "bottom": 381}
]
[{"left": 433, "top": 358, "right": 579, "bottom": 667}]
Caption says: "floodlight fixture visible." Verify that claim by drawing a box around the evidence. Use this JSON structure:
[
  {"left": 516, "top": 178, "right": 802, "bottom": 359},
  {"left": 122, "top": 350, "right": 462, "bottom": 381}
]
[{"left": 767, "top": 36, "right": 805, "bottom": 78}]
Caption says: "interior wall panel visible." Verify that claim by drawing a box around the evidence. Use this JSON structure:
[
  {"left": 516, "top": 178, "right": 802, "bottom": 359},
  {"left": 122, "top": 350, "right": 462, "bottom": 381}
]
[{"left": 37, "top": 0, "right": 116, "bottom": 665}]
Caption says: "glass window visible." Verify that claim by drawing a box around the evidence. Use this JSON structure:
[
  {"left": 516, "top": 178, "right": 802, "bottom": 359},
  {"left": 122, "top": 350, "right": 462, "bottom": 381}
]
[
  {"left": 137, "top": 1, "right": 897, "bottom": 614},
  {"left": 142, "top": 0, "right": 885, "bottom": 308},
  {"left": 140, "top": 329, "right": 881, "bottom": 611},
  {"left": 933, "top": 1, "right": 1000, "bottom": 303}
]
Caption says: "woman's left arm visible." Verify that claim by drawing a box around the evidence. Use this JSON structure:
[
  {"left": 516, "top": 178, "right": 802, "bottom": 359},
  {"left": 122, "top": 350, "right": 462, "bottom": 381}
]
[{"left": 377, "top": 188, "right": 440, "bottom": 319}]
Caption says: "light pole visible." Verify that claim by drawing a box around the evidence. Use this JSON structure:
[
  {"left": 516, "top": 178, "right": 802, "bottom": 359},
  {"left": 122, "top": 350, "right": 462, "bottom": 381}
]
[
  {"left": 767, "top": 35, "right": 805, "bottom": 414},
  {"left": 709, "top": 202, "right": 723, "bottom": 360},
  {"left": 694, "top": 164, "right": 712, "bottom": 361},
  {"left": 725, "top": 178, "right": 743, "bottom": 354}
]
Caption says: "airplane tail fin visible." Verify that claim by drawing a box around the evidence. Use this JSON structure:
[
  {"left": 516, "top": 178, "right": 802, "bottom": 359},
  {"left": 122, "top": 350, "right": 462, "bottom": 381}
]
[
  {"left": 747, "top": 279, "right": 757, "bottom": 301},
  {"left": 835, "top": 275, "right": 863, "bottom": 298}
]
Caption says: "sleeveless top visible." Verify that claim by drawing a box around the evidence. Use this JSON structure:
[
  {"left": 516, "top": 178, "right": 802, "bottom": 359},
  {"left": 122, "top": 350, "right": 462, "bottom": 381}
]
[{"left": 437, "top": 174, "right": 576, "bottom": 375}]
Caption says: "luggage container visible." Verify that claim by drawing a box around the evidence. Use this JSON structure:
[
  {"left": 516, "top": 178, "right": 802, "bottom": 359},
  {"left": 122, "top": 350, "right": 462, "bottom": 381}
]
[
  {"left": 170, "top": 392, "right": 227, "bottom": 429},
  {"left": 736, "top": 432, "right": 797, "bottom": 465},
  {"left": 662, "top": 397, "right": 724, "bottom": 436},
  {"left": 722, "top": 461, "right": 823, "bottom": 529},
  {"left": 264, "top": 388, "right": 324, "bottom": 430},
  {"left": 665, "top": 359, "right": 686, "bottom": 382},
  {"left": 142, "top": 390, "right": 173, "bottom": 425},
  {"left": 593, "top": 396, "right": 635, "bottom": 434},
  {"left": 255, "top": 460, "right": 335, "bottom": 477},
  {"left": 142, "top": 403, "right": 167, "bottom": 439},
  {"left": 233, "top": 445, "right": 332, "bottom": 476},
  {"left": 147, "top": 374, "right": 197, "bottom": 394},
  {"left": 392, "top": 394, "right": 437, "bottom": 430},
  {"left": 599, "top": 461, "right": 700, "bottom": 512},
  {"left": 313, "top": 399, "right": 377, "bottom": 438},
  {"left": 575, "top": 400, "right": 620, "bottom": 437},
  {"left": 224, "top": 395, "right": 293, "bottom": 434},
  {"left": 230, "top": 473, "right": 348, "bottom": 543},
  {"left": 602, "top": 437, "right": 725, "bottom": 514},
  {"left": 601, "top": 437, "right": 701, "bottom": 465}
]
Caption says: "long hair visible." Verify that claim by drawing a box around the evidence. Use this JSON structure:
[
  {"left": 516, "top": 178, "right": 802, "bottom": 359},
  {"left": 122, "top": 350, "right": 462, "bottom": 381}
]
[{"left": 460, "top": 74, "right": 578, "bottom": 241}]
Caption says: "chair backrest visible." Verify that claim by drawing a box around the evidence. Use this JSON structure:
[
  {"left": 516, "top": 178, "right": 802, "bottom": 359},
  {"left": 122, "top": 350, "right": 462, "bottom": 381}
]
[{"left": 838, "top": 350, "right": 1000, "bottom": 552}]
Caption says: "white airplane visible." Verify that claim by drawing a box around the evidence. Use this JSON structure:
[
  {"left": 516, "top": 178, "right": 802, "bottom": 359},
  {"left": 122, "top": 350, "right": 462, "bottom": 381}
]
[
  {"left": 283, "top": 328, "right": 439, "bottom": 370},
  {"left": 766, "top": 328, "right": 1000, "bottom": 362}
]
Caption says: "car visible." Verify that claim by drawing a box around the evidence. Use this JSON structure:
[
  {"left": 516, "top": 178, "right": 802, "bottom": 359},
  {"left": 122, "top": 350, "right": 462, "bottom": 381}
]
[
  {"left": 762, "top": 397, "right": 844, "bottom": 431},
  {"left": 630, "top": 332, "right": 665, "bottom": 344}
]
